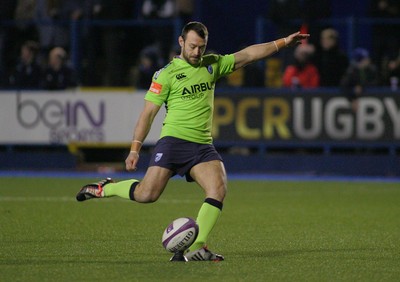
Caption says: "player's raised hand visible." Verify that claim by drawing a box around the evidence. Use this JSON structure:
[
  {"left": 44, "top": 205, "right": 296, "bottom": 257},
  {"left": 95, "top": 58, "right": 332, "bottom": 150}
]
[
  {"left": 285, "top": 31, "right": 310, "bottom": 47},
  {"left": 125, "top": 151, "right": 139, "bottom": 171}
]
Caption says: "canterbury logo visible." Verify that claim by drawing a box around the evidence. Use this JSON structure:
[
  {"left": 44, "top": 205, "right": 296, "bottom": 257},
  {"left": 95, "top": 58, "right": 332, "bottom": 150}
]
[{"left": 176, "top": 73, "right": 187, "bottom": 80}]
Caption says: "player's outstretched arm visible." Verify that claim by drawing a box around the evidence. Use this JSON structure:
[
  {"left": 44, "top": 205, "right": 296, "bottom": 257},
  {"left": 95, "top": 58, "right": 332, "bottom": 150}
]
[
  {"left": 233, "top": 31, "right": 310, "bottom": 70},
  {"left": 125, "top": 100, "right": 161, "bottom": 171}
]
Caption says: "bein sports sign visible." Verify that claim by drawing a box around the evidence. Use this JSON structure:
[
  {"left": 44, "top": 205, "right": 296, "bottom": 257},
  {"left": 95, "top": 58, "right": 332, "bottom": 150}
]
[
  {"left": 17, "top": 94, "right": 105, "bottom": 143},
  {"left": 0, "top": 91, "right": 164, "bottom": 145}
]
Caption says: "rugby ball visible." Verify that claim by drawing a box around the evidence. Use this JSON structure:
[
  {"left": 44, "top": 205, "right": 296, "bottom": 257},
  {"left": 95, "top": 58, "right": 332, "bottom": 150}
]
[{"left": 162, "top": 217, "right": 199, "bottom": 253}]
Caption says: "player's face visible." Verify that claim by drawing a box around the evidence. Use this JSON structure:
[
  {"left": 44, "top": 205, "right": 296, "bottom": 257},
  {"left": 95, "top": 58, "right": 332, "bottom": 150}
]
[{"left": 179, "top": 30, "right": 207, "bottom": 65}]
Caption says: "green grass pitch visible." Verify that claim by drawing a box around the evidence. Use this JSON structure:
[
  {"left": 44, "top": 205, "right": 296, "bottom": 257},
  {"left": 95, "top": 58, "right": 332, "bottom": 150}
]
[{"left": 0, "top": 176, "right": 399, "bottom": 281}]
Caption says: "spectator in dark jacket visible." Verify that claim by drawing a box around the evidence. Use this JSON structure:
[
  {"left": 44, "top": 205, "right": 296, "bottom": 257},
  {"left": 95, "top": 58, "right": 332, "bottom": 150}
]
[
  {"left": 314, "top": 28, "right": 348, "bottom": 87},
  {"left": 9, "top": 40, "right": 42, "bottom": 89},
  {"left": 41, "top": 47, "right": 77, "bottom": 90},
  {"left": 341, "top": 48, "right": 379, "bottom": 111}
]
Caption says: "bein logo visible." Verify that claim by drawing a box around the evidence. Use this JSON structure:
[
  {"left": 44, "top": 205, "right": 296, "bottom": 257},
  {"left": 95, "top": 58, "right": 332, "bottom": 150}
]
[{"left": 17, "top": 95, "right": 105, "bottom": 129}]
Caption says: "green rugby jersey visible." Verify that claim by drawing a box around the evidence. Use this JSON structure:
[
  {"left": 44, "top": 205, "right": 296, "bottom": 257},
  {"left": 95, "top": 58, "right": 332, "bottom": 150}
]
[{"left": 145, "top": 54, "right": 235, "bottom": 144}]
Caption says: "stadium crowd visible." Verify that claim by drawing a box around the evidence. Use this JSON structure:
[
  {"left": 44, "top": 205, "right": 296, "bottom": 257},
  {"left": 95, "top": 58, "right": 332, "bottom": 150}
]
[{"left": 0, "top": 0, "right": 399, "bottom": 92}]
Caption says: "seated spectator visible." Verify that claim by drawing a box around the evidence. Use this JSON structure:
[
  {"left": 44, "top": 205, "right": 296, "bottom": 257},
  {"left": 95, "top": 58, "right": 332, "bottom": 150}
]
[
  {"left": 314, "top": 28, "right": 348, "bottom": 87},
  {"left": 41, "top": 47, "right": 77, "bottom": 90},
  {"left": 340, "top": 48, "right": 379, "bottom": 110},
  {"left": 283, "top": 44, "right": 320, "bottom": 89},
  {"left": 8, "top": 40, "right": 42, "bottom": 89}
]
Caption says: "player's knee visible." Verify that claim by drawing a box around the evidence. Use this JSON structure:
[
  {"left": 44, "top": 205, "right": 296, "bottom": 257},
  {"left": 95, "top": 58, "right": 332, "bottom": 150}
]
[
  {"left": 209, "top": 183, "right": 227, "bottom": 202},
  {"left": 137, "top": 190, "right": 161, "bottom": 203},
  {"left": 219, "top": 184, "right": 227, "bottom": 200},
  {"left": 134, "top": 184, "right": 162, "bottom": 203}
]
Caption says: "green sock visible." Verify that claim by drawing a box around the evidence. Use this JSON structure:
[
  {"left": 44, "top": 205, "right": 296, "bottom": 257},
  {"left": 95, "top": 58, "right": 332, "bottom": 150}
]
[
  {"left": 189, "top": 199, "right": 222, "bottom": 252},
  {"left": 104, "top": 179, "right": 138, "bottom": 199}
]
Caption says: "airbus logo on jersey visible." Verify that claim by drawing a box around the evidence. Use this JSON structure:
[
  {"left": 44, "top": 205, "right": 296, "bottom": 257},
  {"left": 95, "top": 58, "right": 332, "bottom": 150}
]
[
  {"left": 181, "top": 82, "right": 213, "bottom": 100},
  {"left": 176, "top": 73, "right": 187, "bottom": 80},
  {"left": 182, "top": 82, "right": 212, "bottom": 95}
]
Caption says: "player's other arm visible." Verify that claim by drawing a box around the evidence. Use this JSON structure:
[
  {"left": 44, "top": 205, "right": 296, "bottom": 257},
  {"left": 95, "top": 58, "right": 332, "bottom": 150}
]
[
  {"left": 233, "top": 31, "right": 310, "bottom": 70},
  {"left": 126, "top": 100, "right": 161, "bottom": 171}
]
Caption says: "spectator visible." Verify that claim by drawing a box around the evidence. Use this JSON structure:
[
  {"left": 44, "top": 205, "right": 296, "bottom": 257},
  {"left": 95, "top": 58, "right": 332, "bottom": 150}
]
[
  {"left": 41, "top": 47, "right": 77, "bottom": 90},
  {"left": 9, "top": 40, "right": 41, "bottom": 89},
  {"left": 341, "top": 48, "right": 379, "bottom": 110},
  {"left": 369, "top": 0, "right": 400, "bottom": 68},
  {"left": 141, "top": 0, "right": 177, "bottom": 62},
  {"left": 35, "top": 0, "right": 82, "bottom": 64},
  {"left": 283, "top": 44, "right": 320, "bottom": 89},
  {"left": 314, "top": 28, "right": 348, "bottom": 87},
  {"left": 131, "top": 46, "right": 162, "bottom": 89},
  {"left": 301, "top": 0, "right": 332, "bottom": 47}
]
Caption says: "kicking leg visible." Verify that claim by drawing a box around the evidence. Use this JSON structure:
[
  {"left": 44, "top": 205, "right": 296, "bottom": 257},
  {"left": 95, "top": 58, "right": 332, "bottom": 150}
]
[{"left": 76, "top": 166, "right": 173, "bottom": 203}]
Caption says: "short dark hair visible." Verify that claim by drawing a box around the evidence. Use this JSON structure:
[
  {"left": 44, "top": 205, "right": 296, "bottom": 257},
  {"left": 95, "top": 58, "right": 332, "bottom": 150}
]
[{"left": 181, "top": 21, "right": 208, "bottom": 41}]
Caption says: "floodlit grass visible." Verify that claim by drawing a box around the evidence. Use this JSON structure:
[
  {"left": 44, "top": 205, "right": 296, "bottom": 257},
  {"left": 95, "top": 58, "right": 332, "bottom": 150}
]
[{"left": 0, "top": 177, "right": 399, "bottom": 281}]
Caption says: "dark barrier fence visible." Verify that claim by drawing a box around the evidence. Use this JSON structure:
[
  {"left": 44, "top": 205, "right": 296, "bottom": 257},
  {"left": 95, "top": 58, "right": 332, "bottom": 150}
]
[{"left": 1, "top": 17, "right": 400, "bottom": 87}]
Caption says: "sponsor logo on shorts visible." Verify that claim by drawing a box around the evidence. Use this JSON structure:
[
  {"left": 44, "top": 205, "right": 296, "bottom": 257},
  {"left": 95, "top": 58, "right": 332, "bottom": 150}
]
[
  {"left": 155, "top": 153, "right": 163, "bottom": 162},
  {"left": 149, "top": 81, "right": 162, "bottom": 94}
]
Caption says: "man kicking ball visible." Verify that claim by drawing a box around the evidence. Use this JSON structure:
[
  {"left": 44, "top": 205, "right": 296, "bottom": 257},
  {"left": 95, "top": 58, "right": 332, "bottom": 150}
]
[{"left": 76, "top": 21, "right": 309, "bottom": 261}]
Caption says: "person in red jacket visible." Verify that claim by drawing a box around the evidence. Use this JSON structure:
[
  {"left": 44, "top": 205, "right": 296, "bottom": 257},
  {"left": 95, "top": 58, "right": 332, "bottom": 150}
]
[{"left": 283, "top": 43, "right": 320, "bottom": 89}]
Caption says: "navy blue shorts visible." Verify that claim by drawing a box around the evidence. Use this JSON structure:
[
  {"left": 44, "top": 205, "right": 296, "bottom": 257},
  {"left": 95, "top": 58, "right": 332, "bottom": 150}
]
[{"left": 148, "top": 136, "right": 223, "bottom": 182}]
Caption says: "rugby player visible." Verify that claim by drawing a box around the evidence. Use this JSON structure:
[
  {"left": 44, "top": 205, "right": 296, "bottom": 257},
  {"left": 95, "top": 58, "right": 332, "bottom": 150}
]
[{"left": 76, "top": 22, "right": 309, "bottom": 261}]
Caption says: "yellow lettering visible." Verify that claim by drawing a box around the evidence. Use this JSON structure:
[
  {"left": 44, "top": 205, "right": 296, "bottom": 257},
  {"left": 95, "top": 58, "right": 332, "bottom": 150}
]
[
  {"left": 212, "top": 98, "right": 234, "bottom": 137},
  {"left": 263, "top": 98, "right": 291, "bottom": 139},
  {"left": 236, "top": 98, "right": 261, "bottom": 139}
]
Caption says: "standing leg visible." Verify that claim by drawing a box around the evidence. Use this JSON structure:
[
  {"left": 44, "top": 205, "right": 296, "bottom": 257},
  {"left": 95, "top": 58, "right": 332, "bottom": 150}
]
[{"left": 185, "top": 160, "right": 227, "bottom": 261}]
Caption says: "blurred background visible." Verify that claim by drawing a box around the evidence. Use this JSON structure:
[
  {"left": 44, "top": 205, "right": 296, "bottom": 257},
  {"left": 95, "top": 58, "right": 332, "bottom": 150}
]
[{"left": 0, "top": 0, "right": 399, "bottom": 176}]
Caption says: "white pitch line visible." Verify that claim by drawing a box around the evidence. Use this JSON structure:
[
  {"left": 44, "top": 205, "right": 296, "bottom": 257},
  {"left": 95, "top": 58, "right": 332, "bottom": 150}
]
[{"left": 0, "top": 196, "right": 198, "bottom": 204}]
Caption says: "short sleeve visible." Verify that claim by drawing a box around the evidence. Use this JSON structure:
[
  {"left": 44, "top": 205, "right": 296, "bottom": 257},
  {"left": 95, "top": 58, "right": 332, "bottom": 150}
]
[
  {"left": 216, "top": 54, "right": 235, "bottom": 80},
  {"left": 144, "top": 70, "right": 170, "bottom": 106}
]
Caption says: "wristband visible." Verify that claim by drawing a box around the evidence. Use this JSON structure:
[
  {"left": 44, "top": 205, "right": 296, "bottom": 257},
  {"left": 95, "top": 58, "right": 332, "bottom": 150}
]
[
  {"left": 275, "top": 38, "right": 287, "bottom": 50},
  {"left": 273, "top": 41, "right": 279, "bottom": 52},
  {"left": 130, "top": 140, "right": 142, "bottom": 152}
]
